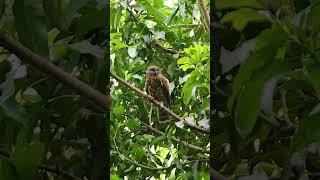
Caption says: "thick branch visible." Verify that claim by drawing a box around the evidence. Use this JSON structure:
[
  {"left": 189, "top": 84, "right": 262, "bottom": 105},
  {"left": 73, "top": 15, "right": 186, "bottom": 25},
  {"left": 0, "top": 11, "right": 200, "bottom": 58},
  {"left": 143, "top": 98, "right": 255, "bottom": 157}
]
[
  {"left": 0, "top": 31, "right": 108, "bottom": 112},
  {"left": 0, "top": 149, "right": 82, "bottom": 180},
  {"left": 198, "top": 0, "right": 210, "bottom": 32},
  {"left": 145, "top": 124, "right": 209, "bottom": 153},
  {"left": 110, "top": 73, "right": 209, "bottom": 134}
]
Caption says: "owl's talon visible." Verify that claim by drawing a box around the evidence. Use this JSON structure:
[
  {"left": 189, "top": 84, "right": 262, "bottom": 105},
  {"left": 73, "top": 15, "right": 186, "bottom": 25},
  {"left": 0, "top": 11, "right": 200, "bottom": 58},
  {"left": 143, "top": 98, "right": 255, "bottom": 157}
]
[{"left": 159, "top": 102, "right": 164, "bottom": 108}]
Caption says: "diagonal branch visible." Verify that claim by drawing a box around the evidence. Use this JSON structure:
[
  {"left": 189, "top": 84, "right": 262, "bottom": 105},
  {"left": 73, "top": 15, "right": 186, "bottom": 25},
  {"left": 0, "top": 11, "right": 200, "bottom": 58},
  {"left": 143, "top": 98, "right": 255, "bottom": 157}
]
[
  {"left": 198, "top": 0, "right": 210, "bottom": 32},
  {"left": 0, "top": 31, "right": 108, "bottom": 112},
  {"left": 110, "top": 72, "right": 210, "bottom": 134}
]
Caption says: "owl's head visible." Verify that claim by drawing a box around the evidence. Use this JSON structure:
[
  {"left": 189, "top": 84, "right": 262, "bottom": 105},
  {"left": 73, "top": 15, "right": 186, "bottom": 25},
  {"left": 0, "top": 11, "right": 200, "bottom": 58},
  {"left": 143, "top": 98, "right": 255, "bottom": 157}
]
[{"left": 147, "top": 66, "right": 161, "bottom": 77}]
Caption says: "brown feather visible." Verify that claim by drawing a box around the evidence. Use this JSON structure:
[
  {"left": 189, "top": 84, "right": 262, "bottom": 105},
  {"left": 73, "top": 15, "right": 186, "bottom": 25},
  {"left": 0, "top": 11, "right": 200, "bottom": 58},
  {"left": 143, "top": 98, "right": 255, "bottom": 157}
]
[{"left": 145, "top": 66, "right": 171, "bottom": 123}]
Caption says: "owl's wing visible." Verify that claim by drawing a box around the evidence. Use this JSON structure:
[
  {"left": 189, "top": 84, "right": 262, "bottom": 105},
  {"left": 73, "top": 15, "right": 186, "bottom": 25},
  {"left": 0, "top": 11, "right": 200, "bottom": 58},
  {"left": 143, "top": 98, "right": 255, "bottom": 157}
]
[{"left": 160, "top": 76, "right": 170, "bottom": 106}]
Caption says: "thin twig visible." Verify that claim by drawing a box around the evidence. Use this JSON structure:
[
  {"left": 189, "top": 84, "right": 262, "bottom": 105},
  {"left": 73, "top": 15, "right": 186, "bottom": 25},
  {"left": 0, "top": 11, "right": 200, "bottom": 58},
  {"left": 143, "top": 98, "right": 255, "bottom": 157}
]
[{"left": 111, "top": 73, "right": 209, "bottom": 134}]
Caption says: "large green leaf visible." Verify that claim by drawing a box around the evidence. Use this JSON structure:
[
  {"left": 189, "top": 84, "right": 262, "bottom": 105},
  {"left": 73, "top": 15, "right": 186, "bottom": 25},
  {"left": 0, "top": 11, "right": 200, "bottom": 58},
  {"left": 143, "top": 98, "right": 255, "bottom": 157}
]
[
  {"left": 182, "top": 71, "right": 199, "bottom": 104},
  {"left": 228, "top": 25, "right": 288, "bottom": 111},
  {"left": 221, "top": 8, "right": 269, "bottom": 31},
  {"left": 72, "top": 7, "right": 108, "bottom": 35},
  {"left": 10, "top": 142, "right": 44, "bottom": 180},
  {"left": 291, "top": 113, "right": 320, "bottom": 152},
  {"left": 235, "top": 63, "right": 285, "bottom": 138},
  {"left": 13, "top": 0, "right": 48, "bottom": 57}
]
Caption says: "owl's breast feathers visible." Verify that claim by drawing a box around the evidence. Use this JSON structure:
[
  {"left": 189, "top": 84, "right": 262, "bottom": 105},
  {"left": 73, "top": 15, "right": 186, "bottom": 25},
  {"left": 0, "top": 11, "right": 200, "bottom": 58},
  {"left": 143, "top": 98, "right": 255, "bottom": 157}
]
[{"left": 145, "top": 75, "right": 171, "bottom": 122}]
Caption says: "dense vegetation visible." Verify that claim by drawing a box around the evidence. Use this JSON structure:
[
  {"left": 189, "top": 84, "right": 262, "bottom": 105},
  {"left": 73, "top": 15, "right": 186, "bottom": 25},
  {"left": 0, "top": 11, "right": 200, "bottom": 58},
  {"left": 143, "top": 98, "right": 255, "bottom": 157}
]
[
  {"left": 110, "top": 0, "right": 210, "bottom": 179},
  {"left": 213, "top": 0, "right": 320, "bottom": 179}
]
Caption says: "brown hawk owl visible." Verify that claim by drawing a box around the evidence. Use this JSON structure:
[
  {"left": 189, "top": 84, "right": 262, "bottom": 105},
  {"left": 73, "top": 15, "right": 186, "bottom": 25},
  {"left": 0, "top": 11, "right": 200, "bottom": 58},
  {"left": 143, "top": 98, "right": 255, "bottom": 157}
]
[{"left": 145, "top": 66, "right": 170, "bottom": 123}]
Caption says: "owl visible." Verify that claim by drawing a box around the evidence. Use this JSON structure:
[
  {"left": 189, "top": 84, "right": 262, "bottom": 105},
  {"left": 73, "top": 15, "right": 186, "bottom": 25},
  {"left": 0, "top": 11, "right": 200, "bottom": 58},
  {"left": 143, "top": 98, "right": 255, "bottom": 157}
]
[{"left": 145, "top": 66, "right": 170, "bottom": 123}]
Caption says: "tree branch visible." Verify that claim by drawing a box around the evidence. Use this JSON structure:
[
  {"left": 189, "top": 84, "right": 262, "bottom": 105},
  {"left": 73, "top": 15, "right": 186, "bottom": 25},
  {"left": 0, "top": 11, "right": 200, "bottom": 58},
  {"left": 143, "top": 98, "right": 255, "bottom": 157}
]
[
  {"left": 198, "top": 0, "right": 210, "bottom": 32},
  {"left": 110, "top": 73, "right": 210, "bottom": 134},
  {"left": 0, "top": 31, "right": 108, "bottom": 112}
]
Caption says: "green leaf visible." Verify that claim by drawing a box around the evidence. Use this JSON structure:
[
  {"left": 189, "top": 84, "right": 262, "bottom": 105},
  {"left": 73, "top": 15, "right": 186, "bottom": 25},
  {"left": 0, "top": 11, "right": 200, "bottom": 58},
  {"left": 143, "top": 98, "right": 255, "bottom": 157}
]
[
  {"left": 177, "top": 57, "right": 192, "bottom": 65},
  {"left": 142, "top": 134, "right": 154, "bottom": 143},
  {"left": 72, "top": 7, "right": 108, "bottom": 35},
  {"left": 111, "top": 39, "right": 129, "bottom": 50},
  {"left": 127, "top": 118, "right": 140, "bottom": 131},
  {"left": 0, "top": 158, "right": 17, "bottom": 180},
  {"left": 13, "top": 0, "right": 49, "bottom": 57},
  {"left": 132, "top": 145, "right": 145, "bottom": 160},
  {"left": 150, "top": 135, "right": 166, "bottom": 146},
  {"left": 0, "top": 98, "right": 28, "bottom": 124},
  {"left": 128, "top": 47, "right": 138, "bottom": 58},
  {"left": 111, "top": 174, "right": 121, "bottom": 180},
  {"left": 252, "top": 161, "right": 279, "bottom": 177},
  {"left": 235, "top": 63, "right": 285, "bottom": 138},
  {"left": 179, "top": 64, "right": 193, "bottom": 71},
  {"left": 291, "top": 113, "right": 320, "bottom": 152},
  {"left": 10, "top": 142, "right": 44, "bottom": 180},
  {"left": 216, "top": 0, "right": 265, "bottom": 10},
  {"left": 69, "top": 40, "right": 104, "bottom": 59},
  {"left": 113, "top": 104, "right": 125, "bottom": 118},
  {"left": 167, "top": 126, "right": 175, "bottom": 145},
  {"left": 228, "top": 25, "right": 288, "bottom": 111},
  {"left": 304, "top": 60, "right": 320, "bottom": 94},
  {"left": 221, "top": 8, "right": 269, "bottom": 31},
  {"left": 48, "top": 28, "right": 60, "bottom": 48},
  {"left": 22, "top": 88, "right": 42, "bottom": 103},
  {"left": 182, "top": 71, "right": 199, "bottom": 104},
  {"left": 308, "top": 1, "right": 320, "bottom": 29}
]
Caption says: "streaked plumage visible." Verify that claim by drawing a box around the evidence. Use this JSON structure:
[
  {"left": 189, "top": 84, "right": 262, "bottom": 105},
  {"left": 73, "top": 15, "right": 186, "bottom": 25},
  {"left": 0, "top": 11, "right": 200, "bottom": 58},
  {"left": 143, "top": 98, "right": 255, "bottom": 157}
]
[{"left": 145, "top": 66, "right": 170, "bottom": 123}]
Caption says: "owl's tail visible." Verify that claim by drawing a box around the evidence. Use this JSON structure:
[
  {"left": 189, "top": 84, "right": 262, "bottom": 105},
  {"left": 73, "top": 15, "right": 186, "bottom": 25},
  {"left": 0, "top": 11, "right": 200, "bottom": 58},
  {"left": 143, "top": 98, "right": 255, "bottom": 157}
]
[{"left": 158, "top": 102, "right": 170, "bottom": 123}]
